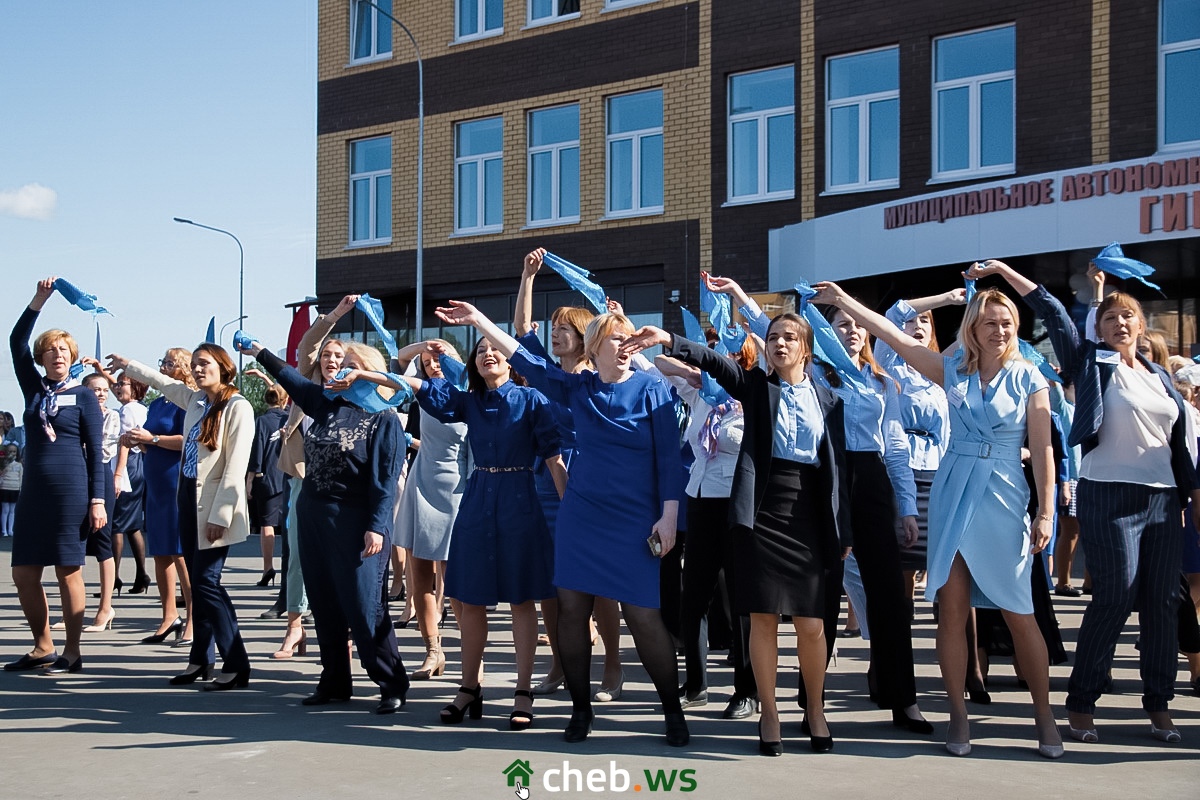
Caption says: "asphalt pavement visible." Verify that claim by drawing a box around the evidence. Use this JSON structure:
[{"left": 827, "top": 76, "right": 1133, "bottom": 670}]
[{"left": 1, "top": 536, "right": 1197, "bottom": 799}]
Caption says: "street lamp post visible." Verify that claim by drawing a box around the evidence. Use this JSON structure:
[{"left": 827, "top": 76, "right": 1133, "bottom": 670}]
[
  {"left": 362, "top": 0, "right": 423, "bottom": 341},
  {"left": 219, "top": 315, "right": 249, "bottom": 345},
  {"left": 174, "top": 217, "right": 245, "bottom": 385}
]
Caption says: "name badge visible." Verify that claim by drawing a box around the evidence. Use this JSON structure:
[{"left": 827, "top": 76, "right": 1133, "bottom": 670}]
[
  {"left": 56, "top": 394, "right": 77, "bottom": 407},
  {"left": 946, "top": 386, "right": 966, "bottom": 408},
  {"left": 1095, "top": 350, "right": 1120, "bottom": 365}
]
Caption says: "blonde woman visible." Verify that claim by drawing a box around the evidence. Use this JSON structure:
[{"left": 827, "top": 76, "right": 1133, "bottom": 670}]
[
  {"left": 812, "top": 276, "right": 1063, "bottom": 759},
  {"left": 4, "top": 278, "right": 107, "bottom": 675}
]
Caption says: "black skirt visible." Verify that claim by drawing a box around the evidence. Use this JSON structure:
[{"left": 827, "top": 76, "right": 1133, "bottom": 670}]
[
  {"left": 735, "top": 459, "right": 829, "bottom": 618},
  {"left": 112, "top": 450, "right": 145, "bottom": 534}
]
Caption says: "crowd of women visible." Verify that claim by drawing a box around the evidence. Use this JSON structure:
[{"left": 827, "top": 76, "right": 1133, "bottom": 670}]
[{"left": 4, "top": 251, "right": 1199, "bottom": 757}]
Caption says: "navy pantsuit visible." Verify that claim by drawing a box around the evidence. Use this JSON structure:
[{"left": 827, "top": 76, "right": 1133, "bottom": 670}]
[
  {"left": 1069, "top": 480, "right": 1182, "bottom": 713},
  {"left": 179, "top": 480, "right": 249, "bottom": 672}
]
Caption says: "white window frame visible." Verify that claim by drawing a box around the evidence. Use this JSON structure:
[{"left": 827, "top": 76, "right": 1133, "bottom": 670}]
[
  {"left": 726, "top": 66, "right": 796, "bottom": 205},
  {"left": 824, "top": 46, "right": 900, "bottom": 193},
  {"left": 527, "top": 105, "right": 581, "bottom": 227},
  {"left": 455, "top": 118, "right": 504, "bottom": 235},
  {"left": 348, "top": 136, "right": 391, "bottom": 247},
  {"left": 349, "top": 0, "right": 392, "bottom": 65},
  {"left": 606, "top": 90, "right": 664, "bottom": 218},
  {"left": 456, "top": 0, "right": 504, "bottom": 43},
  {"left": 1158, "top": 0, "right": 1200, "bottom": 151},
  {"left": 527, "top": 0, "right": 581, "bottom": 28},
  {"left": 603, "top": 0, "right": 657, "bottom": 11},
  {"left": 931, "top": 25, "right": 1015, "bottom": 182}
]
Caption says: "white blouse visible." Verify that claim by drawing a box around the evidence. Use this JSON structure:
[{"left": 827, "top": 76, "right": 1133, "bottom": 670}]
[{"left": 1080, "top": 363, "right": 1179, "bottom": 487}]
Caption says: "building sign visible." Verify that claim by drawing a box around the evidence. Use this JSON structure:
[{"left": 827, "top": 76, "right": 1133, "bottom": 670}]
[
  {"left": 884, "top": 157, "right": 1200, "bottom": 234},
  {"left": 769, "top": 150, "right": 1200, "bottom": 286}
]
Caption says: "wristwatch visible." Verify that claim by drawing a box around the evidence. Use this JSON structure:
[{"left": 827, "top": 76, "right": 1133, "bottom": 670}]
[{"left": 151, "top": 435, "right": 160, "bottom": 445}]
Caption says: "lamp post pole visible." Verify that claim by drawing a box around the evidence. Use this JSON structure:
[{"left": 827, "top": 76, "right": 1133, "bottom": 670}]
[
  {"left": 219, "top": 316, "right": 249, "bottom": 344},
  {"left": 173, "top": 217, "right": 245, "bottom": 385},
  {"left": 363, "top": 0, "right": 423, "bottom": 341}
]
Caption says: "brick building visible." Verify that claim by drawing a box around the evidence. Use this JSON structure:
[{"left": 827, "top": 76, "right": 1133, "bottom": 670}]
[{"left": 316, "top": 0, "right": 1198, "bottom": 355}]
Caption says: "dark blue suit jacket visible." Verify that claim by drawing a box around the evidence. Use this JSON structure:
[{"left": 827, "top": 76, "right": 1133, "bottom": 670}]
[{"left": 1022, "top": 285, "right": 1198, "bottom": 506}]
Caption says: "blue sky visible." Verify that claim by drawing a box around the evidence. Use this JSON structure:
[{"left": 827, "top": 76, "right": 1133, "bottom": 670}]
[{"left": 1, "top": 1, "right": 317, "bottom": 415}]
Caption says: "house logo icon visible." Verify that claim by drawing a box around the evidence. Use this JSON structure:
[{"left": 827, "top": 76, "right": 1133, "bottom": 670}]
[{"left": 503, "top": 759, "right": 534, "bottom": 788}]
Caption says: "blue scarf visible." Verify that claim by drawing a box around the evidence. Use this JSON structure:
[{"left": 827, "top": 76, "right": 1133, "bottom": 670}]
[
  {"left": 53, "top": 278, "right": 111, "bottom": 316},
  {"left": 542, "top": 252, "right": 608, "bottom": 314},
  {"left": 1092, "top": 242, "right": 1162, "bottom": 292},
  {"left": 679, "top": 306, "right": 731, "bottom": 408},
  {"left": 356, "top": 294, "right": 399, "bottom": 359},
  {"left": 793, "top": 279, "right": 870, "bottom": 392},
  {"left": 700, "top": 282, "right": 747, "bottom": 354},
  {"left": 323, "top": 369, "right": 414, "bottom": 413}
]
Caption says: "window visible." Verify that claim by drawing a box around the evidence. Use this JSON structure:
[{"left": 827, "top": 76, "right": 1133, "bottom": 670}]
[
  {"left": 932, "top": 26, "right": 1015, "bottom": 179},
  {"left": 350, "top": 0, "right": 392, "bottom": 63},
  {"left": 529, "top": 0, "right": 580, "bottom": 26},
  {"left": 349, "top": 137, "right": 391, "bottom": 245},
  {"left": 605, "top": 0, "right": 656, "bottom": 9},
  {"left": 728, "top": 66, "right": 795, "bottom": 203},
  {"left": 607, "top": 90, "right": 664, "bottom": 216},
  {"left": 826, "top": 48, "right": 899, "bottom": 192},
  {"left": 1160, "top": 0, "right": 1200, "bottom": 149},
  {"left": 457, "top": 0, "right": 504, "bottom": 42},
  {"left": 527, "top": 105, "right": 580, "bottom": 226},
  {"left": 455, "top": 118, "right": 504, "bottom": 234}
]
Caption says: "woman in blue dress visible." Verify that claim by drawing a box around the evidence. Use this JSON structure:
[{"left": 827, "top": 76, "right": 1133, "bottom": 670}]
[
  {"left": 122, "top": 348, "right": 191, "bottom": 645},
  {"left": 813, "top": 278, "right": 1064, "bottom": 759},
  {"left": 435, "top": 300, "right": 688, "bottom": 747},
  {"left": 4, "top": 278, "right": 107, "bottom": 675}
]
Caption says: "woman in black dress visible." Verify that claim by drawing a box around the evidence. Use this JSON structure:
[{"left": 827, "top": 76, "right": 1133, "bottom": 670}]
[
  {"left": 623, "top": 313, "right": 850, "bottom": 755},
  {"left": 4, "top": 278, "right": 107, "bottom": 675}
]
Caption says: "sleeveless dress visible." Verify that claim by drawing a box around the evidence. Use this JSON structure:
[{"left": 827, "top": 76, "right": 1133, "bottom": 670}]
[
  {"left": 142, "top": 396, "right": 185, "bottom": 556},
  {"left": 393, "top": 408, "right": 469, "bottom": 562},
  {"left": 925, "top": 353, "right": 1048, "bottom": 614}
]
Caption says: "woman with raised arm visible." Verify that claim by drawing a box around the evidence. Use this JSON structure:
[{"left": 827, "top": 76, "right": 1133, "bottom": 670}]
[
  {"left": 969, "top": 258, "right": 1200, "bottom": 745},
  {"left": 811, "top": 276, "right": 1062, "bottom": 758},
  {"left": 391, "top": 339, "right": 469, "bottom": 681},
  {"left": 620, "top": 310, "right": 848, "bottom": 755},
  {"left": 4, "top": 278, "right": 106, "bottom": 675},
  {"left": 238, "top": 334, "right": 410, "bottom": 712},
  {"left": 513, "top": 248, "right": 625, "bottom": 703},
  {"left": 434, "top": 300, "right": 687, "bottom": 746},
  {"left": 110, "top": 344, "right": 255, "bottom": 690}
]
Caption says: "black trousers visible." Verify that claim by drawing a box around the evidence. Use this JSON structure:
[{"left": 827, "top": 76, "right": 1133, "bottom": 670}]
[
  {"left": 802, "top": 452, "right": 917, "bottom": 710},
  {"left": 680, "top": 495, "right": 756, "bottom": 698}
]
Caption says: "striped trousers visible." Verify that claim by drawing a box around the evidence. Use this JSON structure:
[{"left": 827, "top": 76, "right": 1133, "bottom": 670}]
[{"left": 1067, "top": 479, "right": 1182, "bottom": 714}]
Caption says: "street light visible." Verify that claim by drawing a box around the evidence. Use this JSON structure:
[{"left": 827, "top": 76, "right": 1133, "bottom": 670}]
[
  {"left": 219, "top": 315, "right": 248, "bottom": 345},
  {"left": 361, "top": 0, "right": 423, "bottom": 340},
  {"left": 174, "top": 217, "right": 245, "bottom": 385}
]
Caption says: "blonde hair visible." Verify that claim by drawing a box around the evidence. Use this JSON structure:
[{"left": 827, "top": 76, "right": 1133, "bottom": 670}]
[
  {"left": 165, "top": 347, "right": 196, "bottom": 389},
  {"left": 1140, "top": 329, "right": 1170, "bottom": 370},
  {"left": 311, "top": 338, "right": 348, "bottom": 382},
  {"left": 958, "top": 289, "right": 1021, "bottom": 375},
  {"left": 33, "top": 329, "right": 78, "bottom": 366},
  {"left": 342, "top": 341, "right": 395, "bottom": 401},
  {"left": 583, "top": 312, "right": 635, "bottom": 362}
]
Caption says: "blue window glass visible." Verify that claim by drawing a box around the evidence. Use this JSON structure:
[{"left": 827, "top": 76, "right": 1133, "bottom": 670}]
[
  {"left": 868, "top": 98, "right": 899, "bottom": 182},
  {"left": 980, "top": 79, "right": 1014, "bottom": 167},
  {"left": 731, "top": 67, "right": 793, "bottom": 114},
  {"left": 1163, "top": 0, "right": 1200, "bottom": 44},
  {"left": 766, "top": 115, "right": 794, "bottom": 193},
  {"left": 830, "top": 105, "right": 859, "bottom": 186},
  {"left": 937, "top": 87, "right": 970, "bottom": 173},
  {"left": 640, "top": 133, "right": 664, "bottom": 208},
  {"left": 828, "top": 49, "right": 898, "bottom": 100},
  {"left": 936, "top": 27, "right": 1015, "bottom": 81},
  {"left": 530, "top": 106, "right": 579, "bottom": 146}
]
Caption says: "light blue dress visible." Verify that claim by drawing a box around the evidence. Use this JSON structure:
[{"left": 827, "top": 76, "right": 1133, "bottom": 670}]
[{"left": 925, "top": 352, "right": 1048, "bottom": 614}]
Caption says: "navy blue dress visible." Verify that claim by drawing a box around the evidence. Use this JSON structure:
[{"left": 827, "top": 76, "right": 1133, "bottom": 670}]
[
  {"left": 9, "top": 306, "right": 105, "bottom": 567},
  {"left": 142, "top": 396, "right": 185, "bottom": 557},
  {"left": 508, "top": 347, "right": 684, "bottom": 609},
  {"left": 417, "top": 377, "right": 560, "bottom": 607},
  {"left": 517, "top": 332, "right": 579, "bottom": 537}
]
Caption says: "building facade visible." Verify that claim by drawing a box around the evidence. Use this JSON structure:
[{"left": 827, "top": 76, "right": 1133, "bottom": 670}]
[{"left": 316, "top": 0, "right": 1198, "bottom": 355}]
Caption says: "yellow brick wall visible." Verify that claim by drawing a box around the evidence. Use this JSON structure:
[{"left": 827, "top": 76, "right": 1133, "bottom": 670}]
[
  {"left": 317, "top": 0, "right": 711, "bottom": 269},
  {"left": 1090, "top": 0, "right": 1110, "bottom": 164}
]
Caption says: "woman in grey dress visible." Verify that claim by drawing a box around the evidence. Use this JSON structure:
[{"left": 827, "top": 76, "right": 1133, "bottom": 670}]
[{"left": 393, "top": 341, "right": 470, "bottom": 680}]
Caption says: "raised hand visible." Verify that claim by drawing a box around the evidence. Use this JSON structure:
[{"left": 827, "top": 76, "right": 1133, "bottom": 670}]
[
  {"left": 334, "top": 294, "right": 361, "bottom": 317},
  {"left": 618, "top": 326, "right": 671, "bottom": 357},
  {"left": 605, "top": 296, "right": 625, "bottom": 316},
  {"left": 947, "top": 287, "right": 968, "bottom": 305},
  {"left": 433, "top": 300, "right": 482, "bottom": 327},
  {"left": 523, "top": 248, "right": 546, "bottom": 278},
  {"left": 106, "top": 353, "right": 130, "bottom": 372},
  {"left": 31, "top": 277, "right": 56, "bottom": 310},
  {"left": 702, "top": 271, "right": 739, "bottom": 295},
  {"left": 325, "top": 368, "right": 366, "bottom": 392},
  {"left": 810, "top": 281, "right": 849, "bottom": 307}
]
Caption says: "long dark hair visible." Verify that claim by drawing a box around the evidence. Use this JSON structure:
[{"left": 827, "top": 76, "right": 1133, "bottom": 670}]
[
  {"left": 194, "top": 343, "right": 240, "bottom": 451},
  {"left": 465, "top": 338, "right": 526, "bottom": 394}
]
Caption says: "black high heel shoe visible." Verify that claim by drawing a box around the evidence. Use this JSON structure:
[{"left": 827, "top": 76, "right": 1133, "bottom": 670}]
[
  {"left": 892, "top": 708, "right": 935, "bottom": 735},
  {"left": 966, "top": 686, "right": 992, "bottom": 705},
  {"left": 510, "top": 689, "right": 535, "bottom": 731},
  {"left": 564, "top": 708, "right": 594, "bottom": 743},
  {"left": 256, "top": 568, "right": 277, "bottom": 588},
  {"left": 665, "top": 712, "right": 689, "bottom": 747},
  {"left": 758, "top": 719, "right": 782, "bottom": 756},
  {"left": 141, "top": 618, "right": 184, "bottom": 645},
  {"left": 440, "top": 685, "right": 483, "bottom": 724},
  {"left": 203, "top": 667, "right": 251, "bottom": 691},
  {"left": 129, "top": 574, "right": 151, "bottom": 595},
  {"left": 95, "top": 577, "right": 123, "bottom": 599},
  {"left": 169, "top": 663, "right": 213, "bottom": 685}
]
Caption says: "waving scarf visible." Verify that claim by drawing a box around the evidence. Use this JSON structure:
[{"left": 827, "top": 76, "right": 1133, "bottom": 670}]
[
  {"left": 794, "top": 279, "right": 869, "bottom": 392},
  {"left": 53, "top": 278, "right": 111, "bottom": 316},
  {"left": 542, "top": 252, "right": 608, "bottom": 314}
]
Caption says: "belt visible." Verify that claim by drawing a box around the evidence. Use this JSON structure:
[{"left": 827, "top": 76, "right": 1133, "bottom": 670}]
[
  {"left": 474, "top": 466, "right": 532, "bottom": 473},
  {"left": 904, "top": 428, "right": 933, "bottom": 438},
  {"left": 946, "top": 439, "right": 1022, "bottom": 460}
]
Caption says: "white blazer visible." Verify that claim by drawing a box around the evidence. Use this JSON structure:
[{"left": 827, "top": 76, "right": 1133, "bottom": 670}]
[{"left": 125, "top": 361, "right": 254, "bottom": 550}]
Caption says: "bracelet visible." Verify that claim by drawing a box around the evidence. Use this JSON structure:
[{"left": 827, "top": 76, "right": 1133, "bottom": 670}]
[
  {"left": 1035, "top": 513, "right": 1053, "bottom": 522},
  {"left": 90, "top": 499, "right": 105, "bottom": 506}
]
